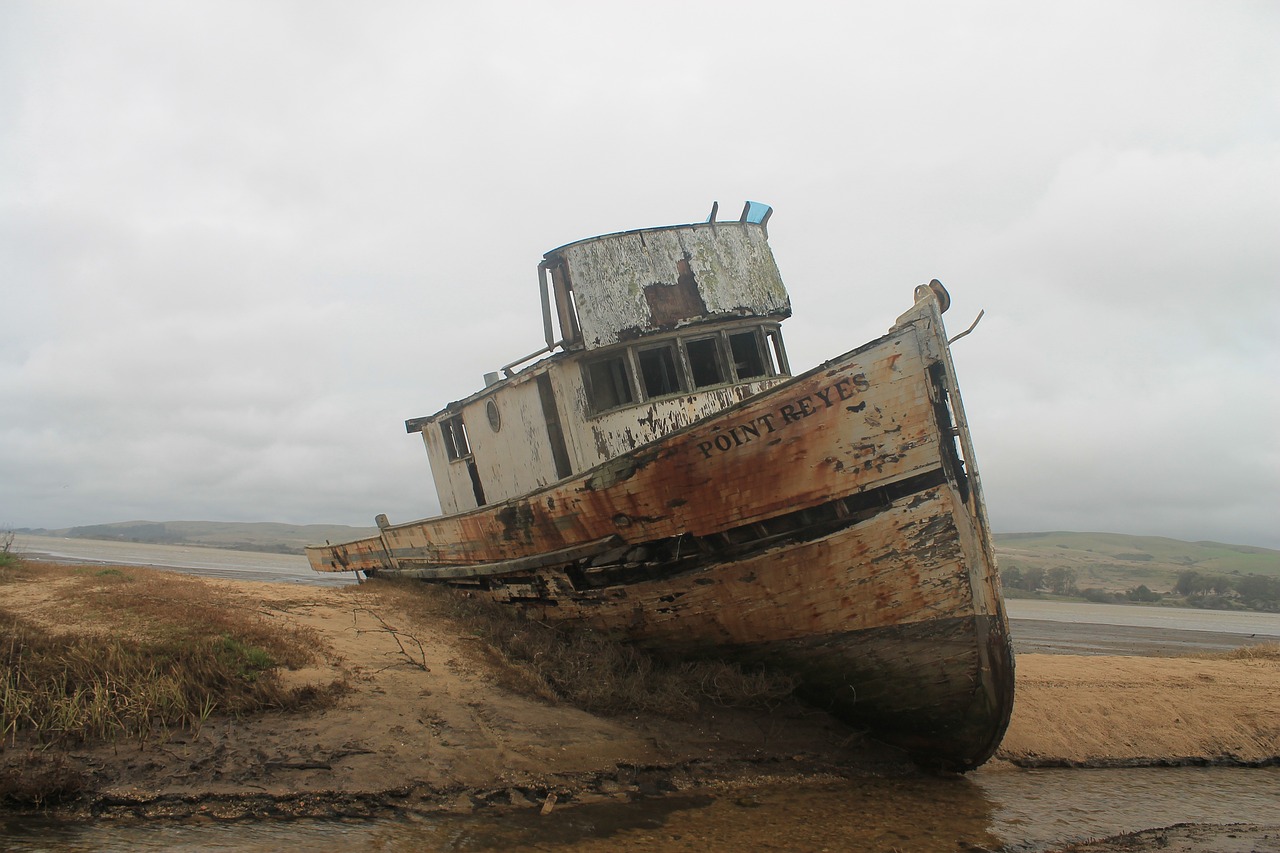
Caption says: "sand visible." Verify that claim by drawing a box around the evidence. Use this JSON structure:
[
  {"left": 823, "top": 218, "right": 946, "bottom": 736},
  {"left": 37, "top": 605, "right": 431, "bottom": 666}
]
[
  {"left": 1, "top": 573, "right": 885, "bottom": 818},
  {"left": 2, "top": 569, "right": 1278, "bottom": 824},
  {"left": 999, "top": 653, "right": 1280, "bottom": 767}
]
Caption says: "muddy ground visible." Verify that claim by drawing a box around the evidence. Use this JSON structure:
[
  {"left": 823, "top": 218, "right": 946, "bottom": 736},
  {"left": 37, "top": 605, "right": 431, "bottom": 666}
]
[{"left": 3, "top": 566, "right": 1278, "bottom": 850}]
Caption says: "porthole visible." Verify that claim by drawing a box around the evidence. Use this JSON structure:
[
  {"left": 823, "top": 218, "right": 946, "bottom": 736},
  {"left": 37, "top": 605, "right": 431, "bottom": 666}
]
[{"left": 486, "top": 399, "right": 501, "bottom": 432}]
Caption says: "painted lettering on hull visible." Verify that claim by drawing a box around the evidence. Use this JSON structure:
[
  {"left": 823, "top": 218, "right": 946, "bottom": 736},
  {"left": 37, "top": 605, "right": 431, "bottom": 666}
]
[{"left": 694, "top": 372, "right": 870, "bottom": 460}]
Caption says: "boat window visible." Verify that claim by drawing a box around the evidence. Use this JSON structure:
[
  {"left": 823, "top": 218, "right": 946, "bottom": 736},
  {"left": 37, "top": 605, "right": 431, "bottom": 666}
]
[
  {"left": 765, "top": 328, "right": 789, "bottom": 376},
  {"left": 440, "top": 415, "right": 471, "bottom": 460},
  {"left": 638, "top": 342, "right": 685, "bottom": 398},
  {"left": 584, "top": 354, "right": 635, "bottom": 413},
  {"left": 685, "top": 337, "right": 725, "bottom": 389},
  {"left": 729, "top": 330, "right": 768, "bottom": 380}
]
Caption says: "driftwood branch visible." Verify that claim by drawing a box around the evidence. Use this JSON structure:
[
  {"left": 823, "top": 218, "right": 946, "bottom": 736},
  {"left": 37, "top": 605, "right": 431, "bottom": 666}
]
[{"left": 352, "top": 607, "right": 431, "bottom": 672}]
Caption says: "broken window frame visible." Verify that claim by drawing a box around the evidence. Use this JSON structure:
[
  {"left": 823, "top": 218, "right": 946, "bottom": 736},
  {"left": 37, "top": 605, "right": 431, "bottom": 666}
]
[
  {"left": 583, "top": 352, "right": 637, "bottom": 415},
  {"left": 583, "top": 323, "right": 791, "bottom": 418},
  {"left": 684, "top": 335, "right": 727, "bottom": 390},
  {"left": 439, "top": 414, "right": 487, "bottom": 506},
  {"left": 764, "top": 327, "right": 789, "bottom": 376},
  {"left": 728, "top": 328, "right": 769, "bottom": 381},
  {"left": 636, "top": 340, "right": 686, "bottom": 400},
  {"left": 440, "top": 415, "right": 472, "bottom": 461}
]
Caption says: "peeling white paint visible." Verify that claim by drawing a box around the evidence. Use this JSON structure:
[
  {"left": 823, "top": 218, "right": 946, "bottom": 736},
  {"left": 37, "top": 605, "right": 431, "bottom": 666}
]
[{"left": 552, "top": 222, "right": 790, "bottom": 349}]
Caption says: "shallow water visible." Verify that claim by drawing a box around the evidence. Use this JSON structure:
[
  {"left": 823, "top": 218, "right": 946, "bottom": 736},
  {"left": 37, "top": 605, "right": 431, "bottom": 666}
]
[
  {"left": 2, "top": 767, "right": 1277, "bottom": 852},
  {"left": 1006, "top": 599, "right": 1280, "bottom": 638},
  {"left": 10, "top": 534, "right": 352, "bottom": 587}
]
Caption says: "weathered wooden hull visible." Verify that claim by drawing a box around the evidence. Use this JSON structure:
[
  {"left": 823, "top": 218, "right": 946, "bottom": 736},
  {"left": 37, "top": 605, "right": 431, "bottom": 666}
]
[{"left": 308, "top": 291, "right": 1014, "bottom": 770}]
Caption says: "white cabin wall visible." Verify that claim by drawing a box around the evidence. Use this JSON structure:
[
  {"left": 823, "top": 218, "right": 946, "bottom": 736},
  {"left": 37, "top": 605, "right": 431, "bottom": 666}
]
[
  {"left": 462, "top": 379, "right": 561, "bottom": 504},
  {"left": 420, "top": 353, "right": 791, "bottom": 513},
  {"left": 546, "top": 358, "right": 592, "bottom": 475},
  {"left": 420, "top": 426, "right": 465, "bottom": 515}
]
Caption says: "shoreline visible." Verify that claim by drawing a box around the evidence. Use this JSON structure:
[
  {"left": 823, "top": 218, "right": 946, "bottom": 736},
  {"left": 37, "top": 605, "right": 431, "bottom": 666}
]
[
  {"left": 2, "top": 563, "right": 915, "bottom": 820},
  {"left": 3, "top": 559, "right": 1278, "bottom": 851},
  {"left": 15, "top": 532, "right": 1280, "bottom": 616}
]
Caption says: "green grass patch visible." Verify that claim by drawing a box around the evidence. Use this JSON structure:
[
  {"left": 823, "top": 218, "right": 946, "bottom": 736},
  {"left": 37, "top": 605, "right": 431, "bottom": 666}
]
[
  {"left": 0, "top": 531, "right": 18, "bottom": 572},
  {"left": 213, "top": 634, "right": 276, "bottom": 682}
]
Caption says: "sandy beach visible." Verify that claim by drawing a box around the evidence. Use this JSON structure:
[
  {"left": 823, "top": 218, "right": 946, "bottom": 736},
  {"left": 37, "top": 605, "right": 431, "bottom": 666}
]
[{"left": 2, "top": 562, "right": 1278, "bottom": 849}]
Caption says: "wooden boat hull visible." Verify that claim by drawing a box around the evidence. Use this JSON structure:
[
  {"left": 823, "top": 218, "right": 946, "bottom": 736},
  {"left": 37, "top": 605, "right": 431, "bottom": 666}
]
[{"left": 309, "top": 290, "right": 1014, "bottom": 770}]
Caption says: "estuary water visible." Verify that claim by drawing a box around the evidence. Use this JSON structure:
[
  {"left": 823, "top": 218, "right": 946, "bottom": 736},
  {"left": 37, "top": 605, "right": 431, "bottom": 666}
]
[
  {"left": 1005, "top": 599, "right": 1280, "bottom": 656},
  {"left": 9, "top": 533, "right": 352, "bottom": 587},
  {"left": 2, "top": 767, "right": 1277, "bottom": 852},
  {"left": 5, "top": 534, "right": 1279, "bottom": 850}
]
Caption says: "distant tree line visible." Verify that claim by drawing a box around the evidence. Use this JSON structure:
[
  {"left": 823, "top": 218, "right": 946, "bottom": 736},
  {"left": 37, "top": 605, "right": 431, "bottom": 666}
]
[
  {"left": 1001, "top": 565, "right": 1078, "bottom": 595},
  {"left": 1077, "top": 584, "right": 1163, "bottom": 604},
  {"left": 1001, "top": 564, "right": 1279, "bottom": 612},
  {"left": 1171, "top": 570, "right": 1279, "bottom": 612}
]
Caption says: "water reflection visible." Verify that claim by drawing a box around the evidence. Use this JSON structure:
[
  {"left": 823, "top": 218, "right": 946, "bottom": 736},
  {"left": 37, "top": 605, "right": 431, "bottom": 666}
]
[
  {"left": 976, "top": 765, "right": 1280, "bottom": 852},
  {"left": 3, "top": 767, "right": 1276, "bottom": 852},
  {"left": 555, "top": 776, "right": 1001, "bottom": 852}
]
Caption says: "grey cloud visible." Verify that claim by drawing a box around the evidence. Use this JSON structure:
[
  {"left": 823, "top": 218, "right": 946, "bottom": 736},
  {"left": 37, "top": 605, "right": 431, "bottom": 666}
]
[{"left": 2, "top": 1, "right": 1277, "bottom": 550}]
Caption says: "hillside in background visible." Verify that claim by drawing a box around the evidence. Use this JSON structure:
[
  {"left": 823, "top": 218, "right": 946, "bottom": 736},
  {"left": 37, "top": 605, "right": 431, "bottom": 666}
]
[
  {"left": 16, "top": 521, "right": 379, "bottom": 555},
  {"left": 992, "top": 531, "right": 1280, "bottom": 611},
  {"left": 993, "top": 531, "right": 1280, "bottom": 587}
]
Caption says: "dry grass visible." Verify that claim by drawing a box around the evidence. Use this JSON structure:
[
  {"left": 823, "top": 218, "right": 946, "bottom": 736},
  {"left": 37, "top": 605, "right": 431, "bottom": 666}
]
[
  {"left": 1202, "top": 642, "right": 1280, "bottom": 661},
  {"left": 1, "top": 560, "right": 345, "bottom": 750},
  {"left": 367, "top": 578, "right": 797, "bottom": 717}
]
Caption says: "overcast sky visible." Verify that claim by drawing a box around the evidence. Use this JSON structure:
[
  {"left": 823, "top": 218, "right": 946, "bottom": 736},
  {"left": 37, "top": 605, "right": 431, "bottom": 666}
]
[{"left": 2, "top": 1, "right": 1277, "bottom": 549}]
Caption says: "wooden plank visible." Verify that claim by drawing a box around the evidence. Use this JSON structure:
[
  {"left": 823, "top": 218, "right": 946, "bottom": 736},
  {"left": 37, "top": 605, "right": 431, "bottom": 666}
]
[{"left": 392, "top": 535, "right": 624, "bottom": 580}]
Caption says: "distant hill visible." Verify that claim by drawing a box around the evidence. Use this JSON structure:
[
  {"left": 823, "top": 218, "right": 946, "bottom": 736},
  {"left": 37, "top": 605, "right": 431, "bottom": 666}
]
[
  {"left": 16, "top": 521, "right": 379, "bottom": 555},
  {"left": 993, "top": 531, "right": 1280, "bottom": 590}
]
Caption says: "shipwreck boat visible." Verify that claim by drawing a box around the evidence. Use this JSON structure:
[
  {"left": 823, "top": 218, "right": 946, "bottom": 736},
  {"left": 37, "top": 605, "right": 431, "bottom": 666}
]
[{"left": 308, "top": 202, "right": 1014, "bottom": 770}]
